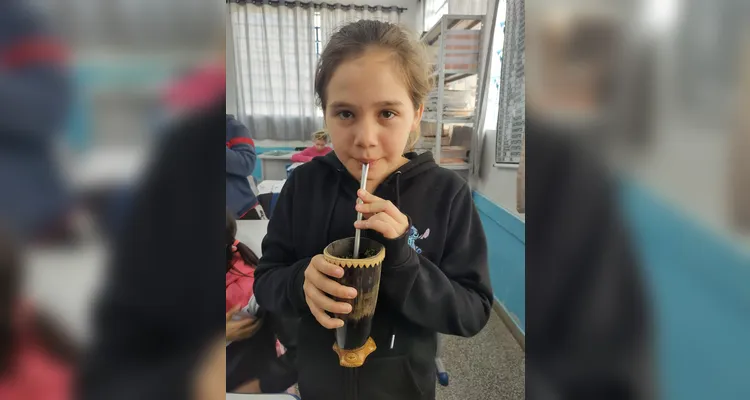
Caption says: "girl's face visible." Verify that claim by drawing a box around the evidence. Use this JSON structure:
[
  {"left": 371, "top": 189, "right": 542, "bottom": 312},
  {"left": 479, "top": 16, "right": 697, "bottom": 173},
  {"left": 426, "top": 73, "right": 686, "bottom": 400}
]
[
  {"left": 324, "top": 48, "right": 423, "bottom": 188},
  {"left": 314, "top": 139, "right": 328, "bottom": 152}
]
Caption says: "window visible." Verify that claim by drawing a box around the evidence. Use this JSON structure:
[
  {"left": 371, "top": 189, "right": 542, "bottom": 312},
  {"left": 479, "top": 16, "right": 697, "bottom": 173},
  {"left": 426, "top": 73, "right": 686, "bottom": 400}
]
[
  {"left": 424, "top": 0, "right": 449, "bottom": 31},
  {"left": 484, "top": 1, "right": 507, "bottom": 133},
  {"left": 314, "top": 11, "right": 322, "bottom": 57},
  {"left": 494, "top": 0, "right": 525, "bottom": 165}
]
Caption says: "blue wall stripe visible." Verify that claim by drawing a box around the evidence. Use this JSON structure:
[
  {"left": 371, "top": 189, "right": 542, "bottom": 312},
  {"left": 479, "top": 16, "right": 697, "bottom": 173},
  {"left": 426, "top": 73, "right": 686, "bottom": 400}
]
[
  {"left": 473, "top": 191, "right": 526, "bottom": 334},
  {"left": 620, "top": 181, "right": 750, "bottom": 400}
]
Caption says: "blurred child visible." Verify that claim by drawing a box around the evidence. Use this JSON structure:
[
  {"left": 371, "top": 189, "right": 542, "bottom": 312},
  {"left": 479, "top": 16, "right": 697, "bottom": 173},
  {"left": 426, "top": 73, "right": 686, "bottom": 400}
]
[
  {"left": 0, "top": 228, "right": 77, "bottom": 400},
  {"left": 291, "top": 130, "right": 332, "bottom": 163},
  {"left": 0, "top": 1, "right": 75, "bottom": 243},
  {"left": 225, "top": 211, "right": 297, "bottom": 394}
]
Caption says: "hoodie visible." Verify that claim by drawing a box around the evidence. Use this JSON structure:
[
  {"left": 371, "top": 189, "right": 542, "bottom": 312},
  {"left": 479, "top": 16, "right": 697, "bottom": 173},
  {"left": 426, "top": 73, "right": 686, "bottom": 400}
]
[
  {"left": 0, "top": 1, "right": 72, "bottom": 239},
  {"left": 226, "top": 114, "right": 258, "bottom": 218},
  {"left": 253, "top": 151, "right": 493, "bottom": 400}
]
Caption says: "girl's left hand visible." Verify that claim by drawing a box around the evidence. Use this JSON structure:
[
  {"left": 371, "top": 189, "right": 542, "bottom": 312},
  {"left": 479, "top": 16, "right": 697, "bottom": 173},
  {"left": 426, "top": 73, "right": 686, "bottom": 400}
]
[{"left": 354, "top": 189, "right": 409, "bottom": 239}]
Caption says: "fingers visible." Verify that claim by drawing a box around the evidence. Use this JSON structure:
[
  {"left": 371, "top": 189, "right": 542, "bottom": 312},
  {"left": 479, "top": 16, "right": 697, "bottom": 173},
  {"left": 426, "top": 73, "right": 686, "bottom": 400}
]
[
  {"left": 305, "top": 281, "right": 353, "bottom": 314},
  {"left": 232, "top": 318, "right": 263, "bottom": 340},
  {"left": 226, "top": 305, "right": 241, "bottom": 321},
  {"left": 356, "top": 189, "right": 408, "bottom": 225},
  {"left": 311, "top": 255, "right": 345, "bottom": 279},
  {"left": 354, "top": 210, "right": 406, "bottom": 239},
  {"left": 304, "top": 255, "right": 359, "bottom": 329},
  {"left": 307, "top": 292, "right": 345, "bottom": 329}
]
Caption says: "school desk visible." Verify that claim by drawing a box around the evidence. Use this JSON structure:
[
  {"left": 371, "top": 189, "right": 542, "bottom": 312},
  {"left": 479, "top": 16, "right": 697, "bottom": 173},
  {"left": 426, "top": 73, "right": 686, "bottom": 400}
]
[
  {"left": 258, "top": 151, "right": 300, "bottom": 180},
  {"left": 226, "top": 394, "right": 300, "bottom": 399}
]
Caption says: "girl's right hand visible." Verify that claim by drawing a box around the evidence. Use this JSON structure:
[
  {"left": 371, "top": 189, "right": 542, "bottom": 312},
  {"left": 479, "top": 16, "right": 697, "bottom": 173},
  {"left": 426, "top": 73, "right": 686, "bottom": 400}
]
[{"left": 303, "top": 254, "right": 358, "bottom": 329}]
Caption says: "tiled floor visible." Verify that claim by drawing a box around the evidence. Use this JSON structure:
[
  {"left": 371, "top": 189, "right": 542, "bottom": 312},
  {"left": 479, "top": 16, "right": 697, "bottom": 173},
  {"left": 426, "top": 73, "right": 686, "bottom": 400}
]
[{"left": 436, "top": 311, "right": 525, "bottom": 400}]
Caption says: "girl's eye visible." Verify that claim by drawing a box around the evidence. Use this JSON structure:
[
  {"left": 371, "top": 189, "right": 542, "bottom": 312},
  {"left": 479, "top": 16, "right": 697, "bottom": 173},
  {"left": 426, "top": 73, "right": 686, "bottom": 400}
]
[
  {"left": 381, "top": 110, "right": 396, "bottom": 119},
  {"left": 337, "top": 111, "right": 354, "bottom": 120}
]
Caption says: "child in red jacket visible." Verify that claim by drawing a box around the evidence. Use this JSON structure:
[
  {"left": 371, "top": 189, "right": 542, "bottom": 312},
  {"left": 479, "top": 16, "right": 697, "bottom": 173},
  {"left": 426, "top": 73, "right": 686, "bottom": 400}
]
[
  {"left": 291, "top": 130, "right": 332, "bottom": 163},
  {"left": 225, "top": 211, "right": 298, "bottom": 394}
]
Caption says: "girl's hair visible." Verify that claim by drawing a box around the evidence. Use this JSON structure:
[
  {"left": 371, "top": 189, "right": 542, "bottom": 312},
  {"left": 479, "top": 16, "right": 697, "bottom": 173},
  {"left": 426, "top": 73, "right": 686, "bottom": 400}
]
[
  {"left": 314, "top": 20, "right": 433, "bottom": 150},
  {"left": 312, "top": 130, "right": 329, "bottom": 143},
  {"left": 226, "top": 210, "right": 260, "bottom": 274},
  {"left": 0, "top": 228, "right": 77, "bottom": 374}
]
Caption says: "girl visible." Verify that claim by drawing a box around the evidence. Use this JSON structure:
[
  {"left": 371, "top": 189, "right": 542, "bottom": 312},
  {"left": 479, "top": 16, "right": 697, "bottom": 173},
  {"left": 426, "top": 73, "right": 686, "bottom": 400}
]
[
  {"left": 254, "top": 20, "right": 493, "bottom": 400},
  {"left": 225, "top": 211, "right": 298, "bottom": 394},
  {"left": 0, "top": 228, "right": 77, "bottom": 400},
  {"left": 291, "top": 130, "right": 333, "bottom": 163}
]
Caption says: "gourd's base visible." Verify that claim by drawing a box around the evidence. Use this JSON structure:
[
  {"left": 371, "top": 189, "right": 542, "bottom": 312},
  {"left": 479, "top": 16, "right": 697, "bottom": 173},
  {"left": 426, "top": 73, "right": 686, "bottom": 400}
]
[{"left": 333, "top": 337, "right": 377, "bottom": 368}]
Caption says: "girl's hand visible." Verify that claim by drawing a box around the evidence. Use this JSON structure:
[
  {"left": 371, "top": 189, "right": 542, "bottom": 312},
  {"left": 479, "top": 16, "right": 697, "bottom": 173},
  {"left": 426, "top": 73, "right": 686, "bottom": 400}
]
[
  {"left": 303, "top": 254, "right": 358, "bottom": 329},
  {"left": 354, "top": 189, "right": 409, "bottom": 239},
  {"left": 226, "top": 306, "right": 263, "bottom": 342}
]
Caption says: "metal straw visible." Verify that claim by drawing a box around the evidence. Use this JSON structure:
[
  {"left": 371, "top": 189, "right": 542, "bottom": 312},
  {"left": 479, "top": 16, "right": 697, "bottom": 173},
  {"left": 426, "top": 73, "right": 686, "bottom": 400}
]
[{"left": 353, "top": 163, "right": 369, "bottom": 259}]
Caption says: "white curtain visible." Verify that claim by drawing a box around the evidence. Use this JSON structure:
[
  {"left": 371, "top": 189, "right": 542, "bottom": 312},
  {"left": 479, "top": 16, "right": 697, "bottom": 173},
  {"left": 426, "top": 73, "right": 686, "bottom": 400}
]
[
  {"left": 230, "top": 3, "right": 319, "bottom": 141},
  {"left": 230, "top": 2, "right": 402, "bottom": 140},
  {"left": 319, "top": 6, "right": 401, "bottom": 50}
]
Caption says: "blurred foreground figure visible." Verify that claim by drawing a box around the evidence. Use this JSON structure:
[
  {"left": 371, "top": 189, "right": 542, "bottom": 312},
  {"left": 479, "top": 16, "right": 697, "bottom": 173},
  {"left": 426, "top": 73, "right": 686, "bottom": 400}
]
[
  {"left": 525, "top": 116, "right": 654, "bottom": 399},
  {"left": 79, "top": 101, "right": 226, "bottom": 399},
  {"left": 0, "top": 227, "right": 78, "bottom": 400},
  {"left": 0, "top": 1, "right": 73, "bottom": 242}
]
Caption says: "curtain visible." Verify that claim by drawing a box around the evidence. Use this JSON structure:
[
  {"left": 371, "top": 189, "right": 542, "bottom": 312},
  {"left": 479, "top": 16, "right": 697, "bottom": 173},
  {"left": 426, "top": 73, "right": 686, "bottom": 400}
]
[
  {"left": 229, "top": 1, "right": 402, "bottom": 141},
  {"left": 230, "top": 3, "right": 319, "bottom": 140},
  {"left": 318, "top": 5, "right": 401, "bottom": 51}
]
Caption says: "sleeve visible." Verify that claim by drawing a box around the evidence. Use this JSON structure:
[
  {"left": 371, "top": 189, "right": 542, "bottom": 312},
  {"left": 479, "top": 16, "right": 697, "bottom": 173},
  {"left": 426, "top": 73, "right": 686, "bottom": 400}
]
[
  {"left": 377, "top": 184, "right": 493, "bottom": 337},
  {"left": 0, "top": 5, "right": 71, "bottom": 144},
  {"left": 226, "top": 119, "right": 257, "bottom": 177},
  {"left": 253, "top": 173, "right": 310, "bottom": 317},
  {"left": 291, "top": 148, "right": 313, "bottom": 163}
]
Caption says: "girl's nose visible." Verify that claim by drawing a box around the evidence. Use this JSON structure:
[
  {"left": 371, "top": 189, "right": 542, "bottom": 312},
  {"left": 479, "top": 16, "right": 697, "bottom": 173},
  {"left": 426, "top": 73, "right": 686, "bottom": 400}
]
[{"left": 353, "top": 118, "right": 379, "bottom": 148}]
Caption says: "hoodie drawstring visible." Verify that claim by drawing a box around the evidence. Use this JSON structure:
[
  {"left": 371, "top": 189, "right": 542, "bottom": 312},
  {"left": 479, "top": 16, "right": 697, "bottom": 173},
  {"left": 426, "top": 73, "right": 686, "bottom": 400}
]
[
  {"left": 394, "top": 171, "right": 402, "bottom": 209},
  {"left": 389, "top": 171, "right": 403, "bottom": 350}
]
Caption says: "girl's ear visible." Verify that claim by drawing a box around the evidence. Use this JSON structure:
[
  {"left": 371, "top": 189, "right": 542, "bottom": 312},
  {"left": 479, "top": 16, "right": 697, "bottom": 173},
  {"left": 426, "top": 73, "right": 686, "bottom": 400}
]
[{"left": 412, "top": 104, "right": 424, "bottom": 132}]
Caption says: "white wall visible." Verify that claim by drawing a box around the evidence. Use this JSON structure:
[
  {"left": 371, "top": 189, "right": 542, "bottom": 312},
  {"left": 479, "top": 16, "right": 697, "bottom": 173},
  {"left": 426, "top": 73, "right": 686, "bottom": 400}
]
[{"left": 471, "top": 130, "right": 524, "bottom": 220}]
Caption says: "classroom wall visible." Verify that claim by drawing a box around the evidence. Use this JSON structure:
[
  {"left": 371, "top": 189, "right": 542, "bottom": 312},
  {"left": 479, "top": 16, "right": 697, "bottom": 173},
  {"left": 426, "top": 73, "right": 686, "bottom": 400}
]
[{"left": 471, "top": 128, "right": 526, "bottom": 334}]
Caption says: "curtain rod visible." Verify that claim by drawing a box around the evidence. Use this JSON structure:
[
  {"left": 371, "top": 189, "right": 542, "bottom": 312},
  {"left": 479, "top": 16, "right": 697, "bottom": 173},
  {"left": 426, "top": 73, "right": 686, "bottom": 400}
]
[{"left": 226, "top": 0, "right": 407, "bottom": 13}]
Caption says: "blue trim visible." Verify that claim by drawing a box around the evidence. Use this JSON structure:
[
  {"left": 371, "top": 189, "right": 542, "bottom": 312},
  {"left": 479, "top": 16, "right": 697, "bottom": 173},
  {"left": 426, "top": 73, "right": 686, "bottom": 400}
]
[
  {"left": 619, "top": 180, "right": 750, "bottom": 400},
  {"left": 472, "top": 191, "right": 526, "bottom": 334},
  {"left": 472, "top": 192, "right": 525, "bottom": 243}
]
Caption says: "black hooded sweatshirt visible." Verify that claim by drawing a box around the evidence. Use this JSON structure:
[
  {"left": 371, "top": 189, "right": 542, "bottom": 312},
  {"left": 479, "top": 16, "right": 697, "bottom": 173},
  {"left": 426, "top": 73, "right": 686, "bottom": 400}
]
[{"left": 253, "top": 151, "right": 493, "bottom": 400}]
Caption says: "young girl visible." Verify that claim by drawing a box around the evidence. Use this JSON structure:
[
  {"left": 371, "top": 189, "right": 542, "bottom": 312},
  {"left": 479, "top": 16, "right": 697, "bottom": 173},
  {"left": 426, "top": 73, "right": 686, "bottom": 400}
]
[
  {"left": 0, "top": 228, "right": 77, "bottom": 400},
  {"left": 254, "top": 20, "right": 492, "bottom": 400},
  {"left": 225, "top": 211, "right": 298, "bottom": 394},
  {"left": 291, "top": 130, "right": 332, "bottom": 163}
]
